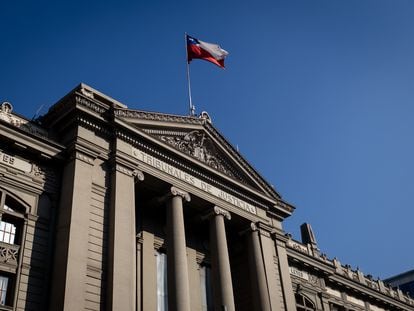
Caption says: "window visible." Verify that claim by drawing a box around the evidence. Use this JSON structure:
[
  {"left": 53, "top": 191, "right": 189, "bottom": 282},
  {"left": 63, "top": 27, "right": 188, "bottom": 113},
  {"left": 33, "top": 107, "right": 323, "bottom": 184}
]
[
  {"left": 199, "top": 265, "right": 213, "bottom": 311},
  {"left": 156, "top": 251, "right": 168, "bottom": 311},
  {"left": 0, "top": 276, "right": 9, "bottom": 305},
  {"left": 0, "top": 190, "right": 27, "bottom": 308},
  {"left": 0, "top": 221, "right": 16, "bottom": 245},
  {"left": 295, "top": 293, "right": 315, "bottom": 311}
]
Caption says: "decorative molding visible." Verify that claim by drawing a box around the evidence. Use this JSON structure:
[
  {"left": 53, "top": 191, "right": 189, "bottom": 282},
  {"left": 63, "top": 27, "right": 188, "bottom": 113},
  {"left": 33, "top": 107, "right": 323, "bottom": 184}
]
[
  {"left": 213, "top": 206, "right": 231, "bottom": 220},
  {"left": 121, "top": 132, "right": 270, "bottom": 212},
  {"left": 132, "top": 169, "right": 145, "bottom": 181},
  {"left": 157, "top": 130, "right": 242, "bottom": 181},
  {"left": 115, "top": 109, "right": 205, "bottom": 125},
  {"left": 75, "top": 151, "right": 95, "bottom": 165},
  {"left": 170, "top": 186, "right": 191, "bottom": 202},
  {"left": 115, "top": 163, "right": 134, "bottom": 176},
  {"left": 75, "top": 95, "right": 106, "bottom": 114},
  {"left": 0, "top": 102, "right": 48, "bottom": 138}
]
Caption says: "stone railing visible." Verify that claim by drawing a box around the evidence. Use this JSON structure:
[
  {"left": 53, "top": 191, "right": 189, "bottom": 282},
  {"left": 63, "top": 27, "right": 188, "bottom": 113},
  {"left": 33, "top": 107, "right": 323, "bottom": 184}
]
[{"left": 285, "top": 234, "right": 414, "bottom": 306}]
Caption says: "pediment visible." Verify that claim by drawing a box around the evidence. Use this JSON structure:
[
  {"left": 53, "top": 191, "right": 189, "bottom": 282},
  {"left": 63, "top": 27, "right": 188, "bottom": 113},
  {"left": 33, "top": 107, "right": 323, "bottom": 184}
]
[{"left": 115, "top": 109, "right": 280, "bottom": 200}]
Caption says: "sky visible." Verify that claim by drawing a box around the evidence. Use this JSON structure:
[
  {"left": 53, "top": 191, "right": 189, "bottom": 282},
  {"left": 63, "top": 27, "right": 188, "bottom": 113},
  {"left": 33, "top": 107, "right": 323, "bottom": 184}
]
[{"left": 1, "top": 0, "right": 413, "bottom": 279}]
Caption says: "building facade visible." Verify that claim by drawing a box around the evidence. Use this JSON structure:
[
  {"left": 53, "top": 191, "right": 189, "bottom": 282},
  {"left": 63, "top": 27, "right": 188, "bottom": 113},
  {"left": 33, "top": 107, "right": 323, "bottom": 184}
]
[
  {"left": 385, "top": 270, "right": 414, "bottom": 299},
  {"left": 0, "top": 84, "right": 412, "bottom": 311}
]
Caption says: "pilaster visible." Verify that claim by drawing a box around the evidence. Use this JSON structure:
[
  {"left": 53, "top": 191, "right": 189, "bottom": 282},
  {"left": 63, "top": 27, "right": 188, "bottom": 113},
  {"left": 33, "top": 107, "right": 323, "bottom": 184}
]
[
  {"left": 49, "top": 149, "right": 96, "bottom": 311},
  {"left": 274, "top": 232, "right": 296, "bottom": 311},
  {"left": 107, "top": 157, "right": 144, "bottom": 311}
]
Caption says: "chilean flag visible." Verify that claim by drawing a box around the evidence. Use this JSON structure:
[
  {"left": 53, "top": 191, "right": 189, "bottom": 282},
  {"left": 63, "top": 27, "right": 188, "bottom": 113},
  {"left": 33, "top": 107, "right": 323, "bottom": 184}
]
[{"left": 187, "top": 35, "right": 229, "bottom": 69}]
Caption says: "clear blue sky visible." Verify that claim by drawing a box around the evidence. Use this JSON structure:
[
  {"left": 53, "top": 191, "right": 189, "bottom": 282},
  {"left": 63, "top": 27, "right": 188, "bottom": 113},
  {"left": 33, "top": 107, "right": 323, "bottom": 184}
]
[{"left": 1, "top": 0, "right": 413, "bottom": 279}]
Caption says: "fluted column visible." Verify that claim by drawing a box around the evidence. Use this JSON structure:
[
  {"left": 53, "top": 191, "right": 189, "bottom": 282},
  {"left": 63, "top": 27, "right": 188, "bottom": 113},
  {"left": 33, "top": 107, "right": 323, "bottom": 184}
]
[
  {"left": 247, "top": 223, "right": 271, "bottom": 311},
  {"left": 209, "top": 206, "right": 235, "bottom": 311},
  {"left": 167, "top": 187, "right": 191, "bottom": 311}
]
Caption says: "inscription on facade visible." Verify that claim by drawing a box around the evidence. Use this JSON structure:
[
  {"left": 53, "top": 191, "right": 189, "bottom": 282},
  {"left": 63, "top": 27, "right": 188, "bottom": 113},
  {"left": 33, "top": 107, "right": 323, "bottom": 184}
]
[
  {"left": 0, "top": 151, "right": 32, "bottom": 173},
  {"left": 131, "top": 147, "right": 257, "bottom": 215},
  {"left": 289, "top": 267, "right": 309, "bottom": 281}
]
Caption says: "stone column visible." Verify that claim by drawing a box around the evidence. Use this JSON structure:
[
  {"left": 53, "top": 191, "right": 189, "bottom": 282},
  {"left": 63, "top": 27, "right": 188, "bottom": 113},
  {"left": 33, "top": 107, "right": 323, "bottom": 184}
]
[
  {"left": 246, "top": 223, "right": 271, "bottom": 311},
  {"left": 209, "top": 206, "right": 235, "bottom": 311},
  {"left": 107, "top": 161, "right": 144, "bottom": 311},
  {"left": 167, "top": 187, "right": 191, "bottom": 311}
]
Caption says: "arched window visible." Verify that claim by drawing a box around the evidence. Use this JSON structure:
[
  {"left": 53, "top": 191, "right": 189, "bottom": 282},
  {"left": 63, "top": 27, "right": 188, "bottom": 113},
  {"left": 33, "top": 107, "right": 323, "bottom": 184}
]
[
  {"left": 295, "top": 293, "right": 315, "bottom": 311},
  {"left": 0, "top": 190, "right": 27, "bottom": 307}
]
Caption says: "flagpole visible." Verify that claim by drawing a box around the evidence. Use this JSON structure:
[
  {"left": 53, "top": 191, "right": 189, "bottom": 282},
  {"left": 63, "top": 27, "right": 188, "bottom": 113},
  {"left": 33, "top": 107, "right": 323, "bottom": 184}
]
[{"left": 185, "top": 33, "right": 195, "bottom": 116}]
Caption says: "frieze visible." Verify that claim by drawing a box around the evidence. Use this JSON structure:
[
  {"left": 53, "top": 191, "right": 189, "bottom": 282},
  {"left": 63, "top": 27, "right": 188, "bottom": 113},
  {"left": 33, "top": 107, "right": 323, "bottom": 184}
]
[
  {"left": 115, "top": 109, "right": 205, "bottom": 125},
  {"left": 75, "top": 152, "right": 94, "bottom": 165},
  {"left": 75, "top": 96, "right": 107, "bottom": 114},
  {"left": 118, "top": 130, "right": 270, "bottom": 211},
  {"left": 204, "top": 122, "right": 279, "bottom": 199},
  {"left": 286, "top": 239, "right": 309, "bottom": 255},
  {"left": 158, "top": 130, "right": 242, "bottom": 181},
  {"left": 132, "top": 147, "right": 258, "bottom": 215}
]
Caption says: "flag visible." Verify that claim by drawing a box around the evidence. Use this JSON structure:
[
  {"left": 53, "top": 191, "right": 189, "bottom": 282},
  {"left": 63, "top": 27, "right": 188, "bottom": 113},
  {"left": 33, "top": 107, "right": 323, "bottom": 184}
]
[{"left": 186, "top": 35, "right": 229, "bottom": 68}]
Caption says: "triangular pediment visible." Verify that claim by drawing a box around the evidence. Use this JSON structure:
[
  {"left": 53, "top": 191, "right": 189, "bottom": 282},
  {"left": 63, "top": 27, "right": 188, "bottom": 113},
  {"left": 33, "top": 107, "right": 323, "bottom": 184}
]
[{"left": 115, "top": 109, "right": 281, "bottom": 200}]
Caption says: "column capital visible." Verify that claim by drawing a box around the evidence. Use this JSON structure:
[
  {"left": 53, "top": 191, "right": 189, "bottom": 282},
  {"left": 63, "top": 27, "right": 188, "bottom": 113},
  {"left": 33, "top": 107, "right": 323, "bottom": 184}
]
[
  {"left": 213, "top": 206, "right": 231, "bottom": 220},
  {"left": 170, "top": 186, "right": 191, "bottom": 202},
  {"left": 202, "top": 206, "right": 231, "bottom": 221},
  {"left": 132, "top": 169, "right": 145, "bottom": 181},
  {"left": 239, "top": 222, "right": 258, "bottom": 236}
]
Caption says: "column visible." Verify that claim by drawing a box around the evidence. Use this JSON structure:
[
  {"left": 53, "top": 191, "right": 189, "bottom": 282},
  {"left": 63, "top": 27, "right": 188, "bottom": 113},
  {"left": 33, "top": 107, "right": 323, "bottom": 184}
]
[
  {"left": 107, "top": 161, "right": 144, "bottom": 310},
  {"left": 209, "top": 206, "right": 235, "bottom": 311},
  {"left": 167, "top": 187, "right": 191, "bottom": 311},
  {"left": 246, "top": 223, "right": 271, "bottom": 311}
]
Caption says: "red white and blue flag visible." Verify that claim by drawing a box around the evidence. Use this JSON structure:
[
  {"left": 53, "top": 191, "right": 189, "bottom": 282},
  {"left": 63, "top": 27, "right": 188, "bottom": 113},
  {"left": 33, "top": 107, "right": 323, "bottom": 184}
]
[{"left": 186, "top": 35, "right": 229, "bottom": 68}]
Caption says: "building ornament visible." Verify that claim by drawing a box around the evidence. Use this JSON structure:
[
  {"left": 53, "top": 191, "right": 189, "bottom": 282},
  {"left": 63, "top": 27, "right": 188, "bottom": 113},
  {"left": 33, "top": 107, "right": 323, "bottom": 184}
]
[
  {"left": 75, "top": 151, "right": 95, "bottom": 165},
  {"left": 170, "top": 186, "right": 191, "bottom": 202},
  {"left": 213, "top": 206, "right": 231, "bottom": 220},
  {"left": 75, "top": 96, "right": 106, "bottom": 114},
  {"left": 0, "top": 102, "right": 48, "bottom": 138},
  {"left": 159, "top": 130, "right": 238, "bottom": 180},
  {"left": 132, "top": 169, "right": 145, "bottom": 181},
  {"left": 115, "top": 109, "right": 204, "bottom": 125}
]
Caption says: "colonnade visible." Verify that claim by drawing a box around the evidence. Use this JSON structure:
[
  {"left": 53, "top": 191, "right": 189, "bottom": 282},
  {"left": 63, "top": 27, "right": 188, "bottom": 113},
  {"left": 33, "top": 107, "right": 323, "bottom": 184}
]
[{"left": 165, "top": 186, "right": 273, "bottom": 311}]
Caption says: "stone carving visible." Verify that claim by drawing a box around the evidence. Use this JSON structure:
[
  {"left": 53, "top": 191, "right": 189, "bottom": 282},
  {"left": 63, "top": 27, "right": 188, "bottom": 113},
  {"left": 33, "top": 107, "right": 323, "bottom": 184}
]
[
  {"left": 75, "top": 96, "right": 106, "bottom": 114},
  {"left": 159, "top": 130, "right": 237, "bottom": 179},
  {"left": 213, "top": 206, "right": 231, "bottom": 220},
  {"left": 0, "top": 102, "right": 48, "bottom": 138},
  {"left": 132, "top": 169, "right": 145, "bottom": 181},
  {"left": 0, "top": 242, "right": 19, "bottom": 265},
  {"left": 170, "top": 186, "right": 191, "bottom": 202}
]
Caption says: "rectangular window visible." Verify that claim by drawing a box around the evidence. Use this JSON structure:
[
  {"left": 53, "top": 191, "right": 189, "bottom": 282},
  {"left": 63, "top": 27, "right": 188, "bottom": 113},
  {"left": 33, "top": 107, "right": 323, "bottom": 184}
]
[
  {"left": 199, "top": 265, "right": 213, "bottom": 311},
  {"left": 0, "top": 221, "right": 16, "bottom": 245},
  {"left": 156, "top": 251, "right": 168, "bottom": 311},
  {"left": 0, "top": 276, "right": 8, "bottom": 305}
]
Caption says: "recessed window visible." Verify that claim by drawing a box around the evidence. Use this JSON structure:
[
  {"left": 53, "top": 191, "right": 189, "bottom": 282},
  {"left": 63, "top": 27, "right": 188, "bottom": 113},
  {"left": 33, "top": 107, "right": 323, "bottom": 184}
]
[
  {"left": 0, "top": 221, "right": 16, "bottom": 245},
  {"left": 156, "top": 250, "right": 168, "bottom": 311},
  {"left": 199, "top": 264, "right": 213, "bottom": 311},
  {"left": 0, "top": 275, "right": 9, "bottom": 305},
  {"left": 295, "top": 293, "right": 315, "bottom": 311}
]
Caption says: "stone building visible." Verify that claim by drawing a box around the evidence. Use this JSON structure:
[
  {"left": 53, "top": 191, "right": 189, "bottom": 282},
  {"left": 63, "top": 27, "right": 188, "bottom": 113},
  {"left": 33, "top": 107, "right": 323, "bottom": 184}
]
[{"left": 0, "top": 84, "right": 412, "bottom": 311}]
